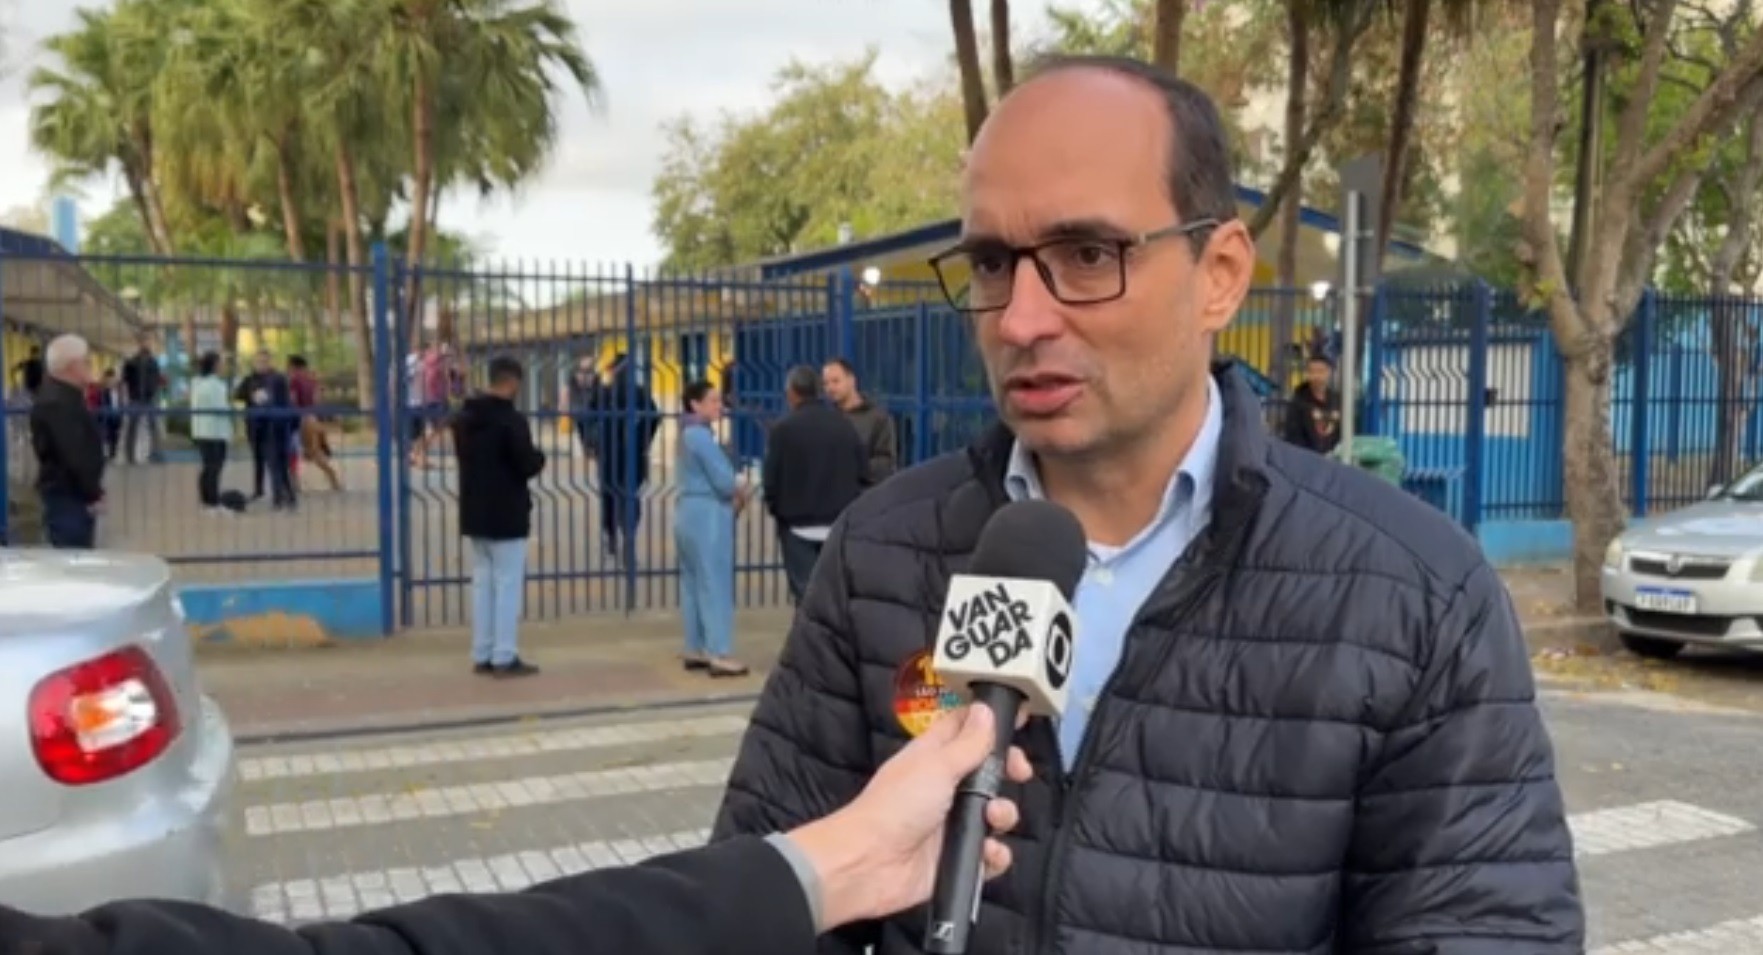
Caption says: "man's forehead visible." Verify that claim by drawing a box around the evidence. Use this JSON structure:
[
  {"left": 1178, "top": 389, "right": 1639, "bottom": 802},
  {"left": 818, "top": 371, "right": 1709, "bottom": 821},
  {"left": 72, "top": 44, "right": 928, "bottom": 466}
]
[{"left": 961, "top": 71, "right": 1170, "bottom": 240}]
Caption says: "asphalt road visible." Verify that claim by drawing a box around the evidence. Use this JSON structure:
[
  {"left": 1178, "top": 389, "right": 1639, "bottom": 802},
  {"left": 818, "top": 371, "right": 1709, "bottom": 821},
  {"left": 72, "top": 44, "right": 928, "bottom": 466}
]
[{"left": 230, "top": 692, "right": 1763, "bottom": 953}]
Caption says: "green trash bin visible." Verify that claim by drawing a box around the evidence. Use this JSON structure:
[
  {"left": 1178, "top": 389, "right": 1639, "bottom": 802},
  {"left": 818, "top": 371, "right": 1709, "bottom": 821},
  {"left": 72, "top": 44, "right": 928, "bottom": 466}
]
[{"left": 1338, "top": 435, "right": 1404, "bottom": 485}]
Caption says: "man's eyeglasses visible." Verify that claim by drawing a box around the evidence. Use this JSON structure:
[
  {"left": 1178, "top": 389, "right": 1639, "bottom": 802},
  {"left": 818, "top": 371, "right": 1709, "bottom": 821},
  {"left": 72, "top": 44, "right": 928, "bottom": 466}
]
[{"left": 926, "top": 219, "right": 1220, "bottom": 314}]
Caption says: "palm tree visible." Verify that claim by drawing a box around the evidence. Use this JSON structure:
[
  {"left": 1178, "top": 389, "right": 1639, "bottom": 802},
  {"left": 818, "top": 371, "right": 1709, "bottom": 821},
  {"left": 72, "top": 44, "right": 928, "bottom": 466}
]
[
  {"left": 28, "top": 5, "right": 176, "bottom": 254},
  {"left": 364, "top": 0, "right": 599, "bottom": 289}
]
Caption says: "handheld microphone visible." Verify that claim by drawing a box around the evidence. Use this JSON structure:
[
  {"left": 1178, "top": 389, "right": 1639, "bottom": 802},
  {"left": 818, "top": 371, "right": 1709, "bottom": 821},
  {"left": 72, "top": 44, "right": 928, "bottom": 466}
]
[{"left": 922, "top": 499, "right": 1087, "bottom": 955}]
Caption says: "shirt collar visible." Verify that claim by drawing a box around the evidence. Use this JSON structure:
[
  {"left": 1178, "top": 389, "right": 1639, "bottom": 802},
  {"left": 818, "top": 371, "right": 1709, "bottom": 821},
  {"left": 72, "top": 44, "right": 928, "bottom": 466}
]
[{"left": 1004, "top": 375, "right": 1224, "bottom": 535}]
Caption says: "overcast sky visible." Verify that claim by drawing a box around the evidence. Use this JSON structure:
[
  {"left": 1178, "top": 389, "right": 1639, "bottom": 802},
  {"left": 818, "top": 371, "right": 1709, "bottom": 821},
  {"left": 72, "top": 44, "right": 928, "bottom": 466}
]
[{"left": 0, "top": 0, "right": 1076, "bottom": 267}]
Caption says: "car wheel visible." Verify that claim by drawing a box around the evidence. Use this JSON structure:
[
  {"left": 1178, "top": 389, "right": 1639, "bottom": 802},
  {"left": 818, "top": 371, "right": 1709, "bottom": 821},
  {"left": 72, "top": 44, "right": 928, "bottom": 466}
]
[{"left": 1619, "top": 633, "right": 1685, "bottom": 660}]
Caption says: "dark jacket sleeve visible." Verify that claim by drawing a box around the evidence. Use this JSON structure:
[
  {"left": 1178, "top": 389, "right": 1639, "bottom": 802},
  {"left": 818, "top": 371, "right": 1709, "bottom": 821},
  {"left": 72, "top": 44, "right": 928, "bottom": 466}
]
[
  {"left": 33, "top": 398, "right": 105, "bottom": 503},
  {"left": 1282, "top": 393, "right": 1312, "bottom": 449},
  {"left": 1339, "top": 562, "right": 1584, "bottom": 953},
  {"left": 0, "top": 836, "right": 816, "bottom": 955},
  {"left": 865, "top": 414, "right": 896, "bottom": 485},
  {"left": 760, "top": 420, "right": 784, "bottom": 517},
  {"left": 507, "top": 416, "right": 547, "bottom": 479},
  {"left": 713, "top": 526, "right": 876, "bottom": 955}
]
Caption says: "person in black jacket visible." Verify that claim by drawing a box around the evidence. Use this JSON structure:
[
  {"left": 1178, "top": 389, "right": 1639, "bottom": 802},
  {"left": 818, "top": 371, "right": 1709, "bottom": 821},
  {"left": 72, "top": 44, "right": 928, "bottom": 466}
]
[
  {"left": 118, "top": 336, "right": 163, "bottom": 464},
  {"left": 714, "top": 55, "right": 1582, "bottom": 955},
  {"left": 29, "top": 334, "right": 106, "bottom": 548},
  {"left": 233, "top": 350, "right": 297, "bottom": 509},
  {"left": 762, "top": 365, "right": 865, "bottom": 603},
  {"left": 591, "top": 354, "right": 660, "bottom": 564},
  {"left": 453, "top": 356, "right": 547, "bottom": 677},
  {"left": 1283, "top": 353, "right": 1342, "bottom": 454},
  {"left": 0, "top": 701, "right": 1031, "bottom": 955}
]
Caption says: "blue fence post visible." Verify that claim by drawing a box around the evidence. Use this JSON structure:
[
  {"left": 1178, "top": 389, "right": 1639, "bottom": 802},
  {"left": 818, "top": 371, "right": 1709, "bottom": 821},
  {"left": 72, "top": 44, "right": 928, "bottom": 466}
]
[
  {"left": 392, "top": 254, "right": 415, "bottom": 628},
  {"left": 834, "top": 270, "right": 857, "bottom": 361},
  {"left": 1363, "top": 284, "right": 1387, "bottom": 436},
  {"left": 1630, "top": 288, "right": 1654, "bottom": 516},
  {"left": 371, "top": 243, "right": 397, "bottom": 635},
  {"left": 622, "top": 262, "right": 639, "bottom": 615},
  {"left": 912, "top": 300, "right": 932, "bottom": 465},
  {"left": 0, "top": 241, "right": 8, "bottom": 547},
  {"left": 1464, "top": 281, "right": 1491, "bottom": 532}
]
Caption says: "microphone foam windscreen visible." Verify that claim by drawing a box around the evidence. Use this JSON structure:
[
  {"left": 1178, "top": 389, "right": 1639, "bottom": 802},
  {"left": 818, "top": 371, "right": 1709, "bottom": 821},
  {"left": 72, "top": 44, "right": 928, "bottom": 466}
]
[{"left": 967, "top": 499, "right": 1088, "bottom": 601}]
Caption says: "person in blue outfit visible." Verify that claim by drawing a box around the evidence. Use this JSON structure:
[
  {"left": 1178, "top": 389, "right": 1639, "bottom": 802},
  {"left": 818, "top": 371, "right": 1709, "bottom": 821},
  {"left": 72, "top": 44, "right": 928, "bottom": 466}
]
[{"left": 674, "top": 379, "right": 749, "bottom": 678}]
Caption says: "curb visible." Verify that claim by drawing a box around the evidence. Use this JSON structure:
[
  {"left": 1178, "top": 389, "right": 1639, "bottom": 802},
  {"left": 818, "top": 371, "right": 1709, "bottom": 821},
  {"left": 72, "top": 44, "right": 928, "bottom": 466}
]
[{"left": 232, "top": 689, "right": 765, "bottom": 747}]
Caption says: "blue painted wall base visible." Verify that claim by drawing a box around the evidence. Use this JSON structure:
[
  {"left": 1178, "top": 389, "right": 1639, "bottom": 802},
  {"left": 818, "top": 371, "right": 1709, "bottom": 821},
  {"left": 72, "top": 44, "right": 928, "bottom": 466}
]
[
  {"left": 1477, "top": 520, "right": 1573, "bottom": 566},
  {"left": 179, "top": 577, "right": 384, "bottom": 646}
]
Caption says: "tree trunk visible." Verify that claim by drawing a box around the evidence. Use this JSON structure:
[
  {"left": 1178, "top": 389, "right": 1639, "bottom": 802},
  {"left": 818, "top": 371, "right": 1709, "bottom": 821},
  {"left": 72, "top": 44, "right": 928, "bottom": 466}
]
[
  {"left": 1708, "top": 110, "right": 1763, "bottom": 485},
  {"left": 1270, "top": 0, "right": 1309, "bottom": 385},
  {"left": 1376, "top": 0, "right": 1431, "bottom": 267},
  {"left": 403, "top": 71, "right": 436, "bottom": 332},
  {"left": 1151, "top": 0, "right": 1185, "bottom": 75},
  {"left": 325, "top": 218, "right": 343, "bottom": 334},
  {"left": 1562, "top": 340, "right": 1627, "bottom": 612},
  {"left": 950, "top": 0, "right": 989, "bottom": 143},
  {"left": 1244, "top": 3, "right": 1374, "bottom": 238},
  {"left": 134, "top": 133, "right": 177, "bottom": 255},
  {"left": 120, "top": 163, "right": 165, "bottom": 256},
  {"left": 989, "top": 0, "right": 1014, "bottom": 95},
  {"left": 275, "top": 130, "right": 308, "bottom": 262},
  {"left": 336, "top": 142, "right": 378, "bottom": 413}
]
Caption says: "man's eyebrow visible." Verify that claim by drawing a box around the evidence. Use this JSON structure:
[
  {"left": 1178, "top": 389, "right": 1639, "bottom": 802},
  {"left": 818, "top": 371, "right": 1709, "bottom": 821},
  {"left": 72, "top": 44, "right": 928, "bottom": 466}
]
[
  {"left": 956, "top": 219, "right": 1133, "bottom": 248},
  {"left": 1039, "top": 218, "right": 1133, "bottom": 241}
]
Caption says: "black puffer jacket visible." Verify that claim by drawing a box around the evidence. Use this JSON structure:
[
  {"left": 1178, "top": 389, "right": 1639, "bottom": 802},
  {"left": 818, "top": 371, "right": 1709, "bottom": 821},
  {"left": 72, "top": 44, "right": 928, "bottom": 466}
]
[{"left": 713, "top": 363, "right": 1583, "bottom": 954}]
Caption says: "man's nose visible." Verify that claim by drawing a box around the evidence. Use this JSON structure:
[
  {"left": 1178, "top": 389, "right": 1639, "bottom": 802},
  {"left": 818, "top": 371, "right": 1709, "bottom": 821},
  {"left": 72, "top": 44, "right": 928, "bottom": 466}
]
[{"left": 993, "top": 259, "right": 1063, "bottom": 348}]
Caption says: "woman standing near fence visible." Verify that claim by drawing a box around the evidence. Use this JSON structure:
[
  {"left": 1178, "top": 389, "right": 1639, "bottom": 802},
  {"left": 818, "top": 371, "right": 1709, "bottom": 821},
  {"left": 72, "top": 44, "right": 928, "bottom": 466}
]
[
  {"left": 188, "top": 351, "right": 231, "bottom": 513},
  {"left": 674, "top": 380, "right": 749, "bottom": 678}
]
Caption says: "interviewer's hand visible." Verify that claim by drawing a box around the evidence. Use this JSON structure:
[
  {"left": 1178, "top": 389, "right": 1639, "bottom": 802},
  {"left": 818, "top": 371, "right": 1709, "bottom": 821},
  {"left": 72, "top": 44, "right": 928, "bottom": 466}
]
[{"left": 785, "top": 704, "right": 1032, "bottom": 931}]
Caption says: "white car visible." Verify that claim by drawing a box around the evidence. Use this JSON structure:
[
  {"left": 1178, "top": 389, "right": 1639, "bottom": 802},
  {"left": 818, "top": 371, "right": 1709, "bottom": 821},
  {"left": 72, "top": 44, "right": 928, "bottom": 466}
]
[
  {"left": 1601, "top": 463, "right": 1763, "bottom": 659},
  {"left": 0, "top": 549, "right": 238, "bottom": 915}
]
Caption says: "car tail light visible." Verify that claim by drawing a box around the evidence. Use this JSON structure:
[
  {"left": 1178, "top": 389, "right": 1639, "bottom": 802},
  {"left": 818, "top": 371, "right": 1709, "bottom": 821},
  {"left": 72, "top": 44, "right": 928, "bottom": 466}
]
[{"left": 28, "top": 645, "right": 182, "bottom": 786}]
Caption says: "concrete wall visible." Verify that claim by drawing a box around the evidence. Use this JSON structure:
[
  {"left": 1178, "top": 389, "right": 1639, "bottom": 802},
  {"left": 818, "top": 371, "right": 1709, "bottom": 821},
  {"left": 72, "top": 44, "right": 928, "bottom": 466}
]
[{"left": 180, "top": 577, "right": 382, "bottom": 646}]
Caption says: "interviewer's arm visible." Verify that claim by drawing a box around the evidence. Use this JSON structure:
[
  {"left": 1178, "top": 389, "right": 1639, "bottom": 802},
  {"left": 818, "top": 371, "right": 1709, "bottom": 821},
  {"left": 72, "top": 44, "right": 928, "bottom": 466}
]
[{"left": 0, "top": 836, "right": 817, "bottom": 955}]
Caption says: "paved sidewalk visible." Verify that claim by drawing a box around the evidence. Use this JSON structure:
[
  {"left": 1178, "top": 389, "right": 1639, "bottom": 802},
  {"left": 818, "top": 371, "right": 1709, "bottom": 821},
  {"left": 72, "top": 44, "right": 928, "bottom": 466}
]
[
  {"left": 201, "top": 609, "right": 793, "bottom": 741},
  {"left": 201, "top": 567, "right": 1600, "bottom": 740}
]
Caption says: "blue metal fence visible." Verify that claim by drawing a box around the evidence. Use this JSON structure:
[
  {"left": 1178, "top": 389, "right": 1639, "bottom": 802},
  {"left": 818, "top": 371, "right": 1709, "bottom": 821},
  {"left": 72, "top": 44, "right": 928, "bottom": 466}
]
[{"left": 4, "top": 240, "right": 1761, "bottom": 630}]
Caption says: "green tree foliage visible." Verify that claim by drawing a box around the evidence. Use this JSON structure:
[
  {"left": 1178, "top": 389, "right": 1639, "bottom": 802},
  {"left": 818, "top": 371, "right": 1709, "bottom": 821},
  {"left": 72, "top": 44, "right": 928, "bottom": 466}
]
[
  {"left": 26, "top": 0, "right": 597, "bottom": 407},
  {"left": 651, "top": 51, "right": 966, "bottom": 272}
]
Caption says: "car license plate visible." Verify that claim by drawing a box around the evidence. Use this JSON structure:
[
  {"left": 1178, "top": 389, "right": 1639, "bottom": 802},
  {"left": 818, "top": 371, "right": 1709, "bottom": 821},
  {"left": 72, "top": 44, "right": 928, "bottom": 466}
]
[{"left": 1635, "top": 587, "right": 1698, "bottom": 614}]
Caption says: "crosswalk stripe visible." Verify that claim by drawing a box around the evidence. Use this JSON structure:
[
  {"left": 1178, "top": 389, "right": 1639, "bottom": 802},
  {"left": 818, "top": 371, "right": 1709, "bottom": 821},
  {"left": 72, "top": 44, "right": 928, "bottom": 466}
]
[
  {"left": 1591, "top": 914, "right": 1763, "bottom": 953},
  {"left": 245, "top": 794, "right": 1761, "bottom": 927},
  {"left": 251, "top": 829, "right": 713, "bottom": 923},
  {"left": 238, "top": 715, "right": 749, "bottom": 782},
  {"left": 242, "top": 757, "right": 734, "bottom": 836},
  {"left": 1570, "top": 800, "right": 1753, "bottom": 857}
]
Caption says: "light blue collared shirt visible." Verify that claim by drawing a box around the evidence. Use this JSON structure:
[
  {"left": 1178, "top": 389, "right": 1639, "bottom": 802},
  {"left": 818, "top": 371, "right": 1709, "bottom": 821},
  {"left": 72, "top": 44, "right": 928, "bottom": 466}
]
[{"left": 1004, "top": 377, "right": 1224, "bottom": 768}]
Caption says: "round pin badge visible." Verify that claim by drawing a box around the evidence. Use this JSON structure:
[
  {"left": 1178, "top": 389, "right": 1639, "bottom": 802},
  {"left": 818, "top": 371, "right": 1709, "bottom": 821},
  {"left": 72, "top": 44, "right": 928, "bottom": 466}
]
[{"left": 893, "top": 648, "right": 962, "bottom": 738}]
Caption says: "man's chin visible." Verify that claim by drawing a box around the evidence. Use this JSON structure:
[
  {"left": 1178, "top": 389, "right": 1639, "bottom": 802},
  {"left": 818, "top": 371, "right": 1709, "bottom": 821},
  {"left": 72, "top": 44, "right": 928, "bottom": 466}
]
[{"left": 1007, "top": 417, "right": 1098, "bottom": 458}]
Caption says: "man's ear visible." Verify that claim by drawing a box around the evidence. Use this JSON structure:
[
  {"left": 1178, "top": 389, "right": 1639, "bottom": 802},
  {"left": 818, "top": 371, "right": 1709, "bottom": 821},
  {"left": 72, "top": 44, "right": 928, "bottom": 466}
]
[{"left": 1195, "top": 220, "right": 1256, "bottom": 335}]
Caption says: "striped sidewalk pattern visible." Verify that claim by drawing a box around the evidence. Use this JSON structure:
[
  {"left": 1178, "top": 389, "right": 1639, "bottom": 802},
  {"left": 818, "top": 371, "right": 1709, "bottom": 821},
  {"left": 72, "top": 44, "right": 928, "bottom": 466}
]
[{"left": 233, "top": 706, "right": 1763, "bottom": 952}]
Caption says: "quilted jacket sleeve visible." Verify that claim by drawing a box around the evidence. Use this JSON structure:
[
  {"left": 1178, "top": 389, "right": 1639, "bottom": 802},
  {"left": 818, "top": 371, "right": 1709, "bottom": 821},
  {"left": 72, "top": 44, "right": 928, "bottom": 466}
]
[
  {"left": 713, "top": 525, "right": 876, "bottom": 954},
  {"left": 1340, "top": 562, "right": 1585, "bottom": 954}
]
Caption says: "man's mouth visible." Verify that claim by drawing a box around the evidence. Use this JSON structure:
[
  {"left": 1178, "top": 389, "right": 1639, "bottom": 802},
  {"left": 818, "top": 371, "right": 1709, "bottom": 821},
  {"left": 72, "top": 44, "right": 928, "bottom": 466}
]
[{"left": 1003, "top": 373, "right": 1084, "bottom": 416}]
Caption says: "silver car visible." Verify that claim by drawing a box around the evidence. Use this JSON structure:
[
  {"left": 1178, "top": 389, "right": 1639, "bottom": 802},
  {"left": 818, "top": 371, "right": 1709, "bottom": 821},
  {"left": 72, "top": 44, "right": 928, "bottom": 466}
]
[
  {"left": 0, "top": 549, "right": 237, "bottom": 915},
  {"left": 1601, "top": 465, "right": 1763, "bottom": 659}
]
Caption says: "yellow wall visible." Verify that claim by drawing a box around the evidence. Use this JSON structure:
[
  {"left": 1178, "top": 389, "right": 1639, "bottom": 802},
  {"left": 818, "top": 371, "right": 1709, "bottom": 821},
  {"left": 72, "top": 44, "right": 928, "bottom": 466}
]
[
  {"left": 556, "top": 330, "right": 734, "bottom": 433},
  {"left": 236, "top": 328, "right": 289, "bottom": 357}
]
